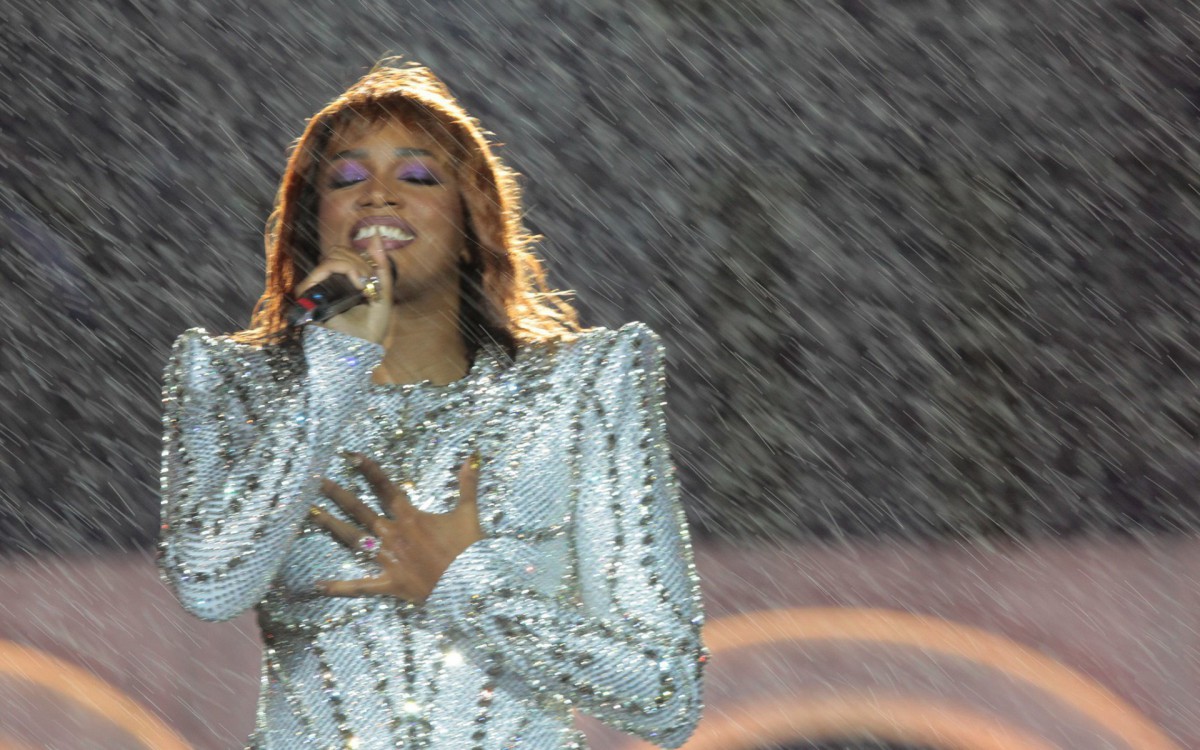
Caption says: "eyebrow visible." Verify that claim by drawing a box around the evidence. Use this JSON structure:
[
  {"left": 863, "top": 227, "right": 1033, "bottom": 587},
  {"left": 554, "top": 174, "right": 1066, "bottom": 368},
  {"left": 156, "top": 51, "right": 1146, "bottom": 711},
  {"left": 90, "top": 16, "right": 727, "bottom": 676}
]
[{"left": 327, "top": 147, "right": 435, "bottom": 162}]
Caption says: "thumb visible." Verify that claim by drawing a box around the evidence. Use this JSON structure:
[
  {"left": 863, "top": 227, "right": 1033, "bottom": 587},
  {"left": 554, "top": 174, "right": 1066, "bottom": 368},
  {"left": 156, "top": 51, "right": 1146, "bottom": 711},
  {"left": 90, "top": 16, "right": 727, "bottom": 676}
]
[{"left": 455, "top": 452, "right": 482, "bottom": 508}]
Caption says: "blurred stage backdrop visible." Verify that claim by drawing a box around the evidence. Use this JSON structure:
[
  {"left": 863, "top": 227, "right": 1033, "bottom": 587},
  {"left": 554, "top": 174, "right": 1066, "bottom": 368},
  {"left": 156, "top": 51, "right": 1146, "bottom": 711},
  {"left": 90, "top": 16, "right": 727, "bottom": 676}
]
[{"left": 1, "top": 0, "right": 1198, "bottom": 748}]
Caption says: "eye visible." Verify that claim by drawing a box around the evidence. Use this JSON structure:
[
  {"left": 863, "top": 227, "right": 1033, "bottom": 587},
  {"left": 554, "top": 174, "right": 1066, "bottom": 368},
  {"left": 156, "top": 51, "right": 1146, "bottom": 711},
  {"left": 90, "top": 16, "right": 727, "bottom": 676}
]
[
  {"left": 397, "top": 163, "right": 441, "bottom": 186},
  {"left": 327, "top": 162, "right": 368, "bottom": 189}
]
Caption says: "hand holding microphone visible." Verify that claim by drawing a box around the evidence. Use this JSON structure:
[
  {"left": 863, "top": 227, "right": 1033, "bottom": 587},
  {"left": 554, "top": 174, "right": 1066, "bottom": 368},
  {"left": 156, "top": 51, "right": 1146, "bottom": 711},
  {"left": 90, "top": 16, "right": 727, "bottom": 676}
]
[
  {"left": 287, "top": 273, "right": 380, "bottom": 327},
  {"left": 292, "top": 235, "right": 393, "bottom": 346}
]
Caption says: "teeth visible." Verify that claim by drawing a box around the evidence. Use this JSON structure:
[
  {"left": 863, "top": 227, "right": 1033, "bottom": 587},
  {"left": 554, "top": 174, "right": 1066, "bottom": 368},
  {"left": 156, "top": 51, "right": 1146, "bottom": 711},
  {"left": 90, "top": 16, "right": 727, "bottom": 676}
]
[{"left": 353, "top": 224, "right": 414, "bottom": 242}]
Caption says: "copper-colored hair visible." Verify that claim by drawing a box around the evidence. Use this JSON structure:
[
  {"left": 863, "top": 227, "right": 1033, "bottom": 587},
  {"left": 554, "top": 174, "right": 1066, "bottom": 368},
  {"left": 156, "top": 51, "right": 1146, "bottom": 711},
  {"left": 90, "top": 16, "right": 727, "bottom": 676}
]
[{"left": 232, "top": 56, "right": 590, "bottom": 358}]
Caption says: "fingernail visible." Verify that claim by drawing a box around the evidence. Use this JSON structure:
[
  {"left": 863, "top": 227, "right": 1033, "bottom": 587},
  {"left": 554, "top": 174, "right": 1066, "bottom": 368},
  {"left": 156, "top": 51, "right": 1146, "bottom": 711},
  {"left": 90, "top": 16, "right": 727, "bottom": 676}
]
[
  {"left": 340, "top": 450, "right": 363, "bottom": 467},
  {"left": 309, "top": 506, "right": 322, "bottom": 519},
  {"left": 468, "top": 452, "right": 482, "bottom": 471}
]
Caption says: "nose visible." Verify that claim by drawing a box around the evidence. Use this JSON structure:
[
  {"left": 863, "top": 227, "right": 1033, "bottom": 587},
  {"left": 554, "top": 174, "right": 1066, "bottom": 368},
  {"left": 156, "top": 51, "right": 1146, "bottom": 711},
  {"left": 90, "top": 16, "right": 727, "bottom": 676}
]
[{"left": 358, "top": 176, "right": 403, "bottom": 207}]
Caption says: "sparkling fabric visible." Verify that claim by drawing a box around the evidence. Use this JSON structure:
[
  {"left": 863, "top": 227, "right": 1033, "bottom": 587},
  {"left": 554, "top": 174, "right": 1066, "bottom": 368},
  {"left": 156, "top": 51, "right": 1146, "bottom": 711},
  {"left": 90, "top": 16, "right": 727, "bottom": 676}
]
[{"left": 157, "top": 321, "right": 707, "bottom": 749}]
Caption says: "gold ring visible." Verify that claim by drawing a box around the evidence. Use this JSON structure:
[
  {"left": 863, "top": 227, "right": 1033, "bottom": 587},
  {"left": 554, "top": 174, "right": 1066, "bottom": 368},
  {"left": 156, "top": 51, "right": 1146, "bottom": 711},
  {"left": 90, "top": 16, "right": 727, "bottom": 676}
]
[
  {"left": 356, "top": 249, "right": 378, "bottom": 270},
  {"left": 361, "top": 276, "right": 381, "bottom": 303}
]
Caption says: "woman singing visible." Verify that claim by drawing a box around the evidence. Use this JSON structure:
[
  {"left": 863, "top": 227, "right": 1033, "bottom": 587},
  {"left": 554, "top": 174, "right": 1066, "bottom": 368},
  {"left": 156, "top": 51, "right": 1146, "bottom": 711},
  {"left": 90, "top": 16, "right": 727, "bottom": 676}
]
[{"left": 156, "top": 58, "right": 707, "bottom": 749}]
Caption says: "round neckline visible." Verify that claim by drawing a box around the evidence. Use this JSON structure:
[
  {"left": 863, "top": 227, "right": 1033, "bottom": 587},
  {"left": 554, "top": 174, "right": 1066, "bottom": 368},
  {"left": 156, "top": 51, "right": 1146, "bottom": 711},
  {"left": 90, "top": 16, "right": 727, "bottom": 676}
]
[{"left": 368, "top": 341, "right": 507, "bottom": 393}]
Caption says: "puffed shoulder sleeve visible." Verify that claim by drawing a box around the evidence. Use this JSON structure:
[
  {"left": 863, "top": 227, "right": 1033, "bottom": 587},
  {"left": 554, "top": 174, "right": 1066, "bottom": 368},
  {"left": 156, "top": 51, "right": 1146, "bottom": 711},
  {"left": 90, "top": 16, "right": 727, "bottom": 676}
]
[
  {"left": 422, "top": 321, "right": 707, "bottom": 748},
  {"left": 157, "top": 325, "right": 383, "bottom": 622}
]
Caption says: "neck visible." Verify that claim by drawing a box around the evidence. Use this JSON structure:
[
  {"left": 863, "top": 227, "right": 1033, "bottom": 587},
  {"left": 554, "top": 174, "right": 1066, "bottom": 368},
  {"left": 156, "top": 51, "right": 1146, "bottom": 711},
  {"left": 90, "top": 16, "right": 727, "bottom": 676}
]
[{"left": 372, "top": 295, "right": 471, "bottom": 387}]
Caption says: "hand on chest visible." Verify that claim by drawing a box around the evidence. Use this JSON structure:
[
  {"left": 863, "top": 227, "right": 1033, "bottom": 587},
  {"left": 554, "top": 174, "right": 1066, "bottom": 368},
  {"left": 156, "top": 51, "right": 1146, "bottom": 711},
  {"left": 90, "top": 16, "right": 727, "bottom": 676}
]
[{"left": 283, "top": 383, "right": 580, "bottom": 597}]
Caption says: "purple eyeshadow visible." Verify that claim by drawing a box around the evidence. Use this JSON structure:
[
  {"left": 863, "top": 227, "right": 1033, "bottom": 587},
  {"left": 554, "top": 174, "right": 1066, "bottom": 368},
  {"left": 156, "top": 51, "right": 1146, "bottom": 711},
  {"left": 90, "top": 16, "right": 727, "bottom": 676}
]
[
  {"left": 330, "top": 162, "right": 369, "bottom": 184},
  {"left": 398, "top": 163, "right": 437, "bottom": 182}
]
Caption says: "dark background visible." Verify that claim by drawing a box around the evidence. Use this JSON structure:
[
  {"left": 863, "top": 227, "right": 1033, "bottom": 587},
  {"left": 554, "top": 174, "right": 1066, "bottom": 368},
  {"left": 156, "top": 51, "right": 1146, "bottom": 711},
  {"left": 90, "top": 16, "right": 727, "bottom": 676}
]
[{"left": 3, "top": 0, "right": 1200, "bottom": 553}]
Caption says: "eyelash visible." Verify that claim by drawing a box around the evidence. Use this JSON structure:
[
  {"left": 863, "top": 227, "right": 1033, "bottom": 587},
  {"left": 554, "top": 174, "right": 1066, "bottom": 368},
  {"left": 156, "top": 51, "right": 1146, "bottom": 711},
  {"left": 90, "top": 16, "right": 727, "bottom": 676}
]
[
  {"left": 403, "top": 174, "right": 441, "bottom": 186},
  {"left": 328, "top": 171, "right": 441, "bottom": 189}
]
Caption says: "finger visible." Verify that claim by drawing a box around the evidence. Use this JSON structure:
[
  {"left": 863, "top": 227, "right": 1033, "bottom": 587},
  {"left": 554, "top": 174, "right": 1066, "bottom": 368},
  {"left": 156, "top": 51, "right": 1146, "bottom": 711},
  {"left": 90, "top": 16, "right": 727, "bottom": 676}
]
[
  {"left": 357, "top": 236, "right": 392, "bottom": 316},
  {"left": 323, "top": 247, "right": 376, "bottom": 283},
  {"left": 320, "top": 477, "right": 379, "bottom": 529},
  {"left": 374, "top": 249, "right": 395, "bottom": 307},
  {"left": 382, "top": 479, "right": 417, "bottom": 522},
  {"left": 365, "top": 232, "right": 388, "bottom": 276},
  {"left": 325, "top": 243, "right": 371, "bottom": 262},
  {"left": 316, "top": 576, "right": 396, "bottom": 598},
  {"left": 294, "top": 265, "right": 333, "bottom": 297},
  {"left": 347, "top": 453, "right": 408, "bottom": 517},
  {"left": 295, "top": 256, "right": 371, "bottom": 297},
  {"left": 385, "top": 253, "right": 397, "bottom": 292},
  {"left": 456, "top": 451, "right": 482, "bottom": 509},
  {"left": 308, "top": 506, "right": 365, "bottom": 548}
]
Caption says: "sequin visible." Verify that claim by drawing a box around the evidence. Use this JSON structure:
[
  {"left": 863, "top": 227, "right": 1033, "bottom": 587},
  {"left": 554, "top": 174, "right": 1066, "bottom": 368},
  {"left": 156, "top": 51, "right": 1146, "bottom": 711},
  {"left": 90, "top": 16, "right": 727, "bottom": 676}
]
[{"left": 158, "top": 322, "right": 707, "bottom": 748}]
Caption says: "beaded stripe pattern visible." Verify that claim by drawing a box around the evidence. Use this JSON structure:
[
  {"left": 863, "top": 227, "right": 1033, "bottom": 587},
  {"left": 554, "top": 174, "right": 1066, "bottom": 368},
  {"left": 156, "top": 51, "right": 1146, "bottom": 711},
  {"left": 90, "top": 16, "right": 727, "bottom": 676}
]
[{"left": 158, "top": 322, "right": 708, "bottom": 749}]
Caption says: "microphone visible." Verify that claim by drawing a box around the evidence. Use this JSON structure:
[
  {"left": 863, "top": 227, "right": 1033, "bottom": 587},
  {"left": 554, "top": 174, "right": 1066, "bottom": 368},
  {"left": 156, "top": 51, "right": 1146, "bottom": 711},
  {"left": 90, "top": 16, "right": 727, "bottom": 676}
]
[{"left": 287, "top": 274, "right": 369, "bottom": 327}]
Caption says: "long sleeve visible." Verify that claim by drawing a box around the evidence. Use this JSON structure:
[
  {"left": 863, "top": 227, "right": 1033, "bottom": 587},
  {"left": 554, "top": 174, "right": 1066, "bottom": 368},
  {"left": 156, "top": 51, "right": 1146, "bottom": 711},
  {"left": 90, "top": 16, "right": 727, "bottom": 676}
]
[
  {"left": 422, "top": 322, "right": 707, "bottom": 748},
  {"left": 157, "top": 325, "right": 384, "bottom": 622}
]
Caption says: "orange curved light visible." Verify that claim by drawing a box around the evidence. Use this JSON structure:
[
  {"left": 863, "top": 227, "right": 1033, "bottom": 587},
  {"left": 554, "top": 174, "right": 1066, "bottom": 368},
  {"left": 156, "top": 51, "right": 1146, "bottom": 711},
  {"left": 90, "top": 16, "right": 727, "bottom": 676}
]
[
  {"left": 0, "top": 640, "right": 190, "bottom": 750},
  {"left": 700, "top": 607, "right": 1177, "bottom": 750},
  {"left": 659, "top": 694, "right": 1061, "bottom": 750}
]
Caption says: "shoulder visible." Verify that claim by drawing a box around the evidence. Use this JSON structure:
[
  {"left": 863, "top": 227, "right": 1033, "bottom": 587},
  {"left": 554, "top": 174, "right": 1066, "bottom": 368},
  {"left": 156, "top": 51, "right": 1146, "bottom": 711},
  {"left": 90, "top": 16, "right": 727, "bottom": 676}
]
[
  {"left": 588, "top": 320, "right": 665, "bottom": 365},
  {"left": 550, "top": 321, "right": 667, "bottom": 392},
  {"left": 557, "top": 320, "right": 663, "bottom": 360},
  {"left": 164, "top": 327, "right": 300, "bottom": 386},
  {"left": 516, "top": 320, "right": 657, "bottom": 366},
  {"left": 168, "top": 327, "right": 264, "bottom": 367},
  {"left": 169, "top": 327, "right": 251, "bottom": 357}
]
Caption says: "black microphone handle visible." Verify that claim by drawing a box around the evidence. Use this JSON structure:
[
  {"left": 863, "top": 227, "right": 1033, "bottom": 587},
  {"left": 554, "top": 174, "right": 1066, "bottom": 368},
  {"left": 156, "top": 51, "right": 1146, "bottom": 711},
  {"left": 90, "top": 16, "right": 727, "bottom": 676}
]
[{"left": 287, "top": 273, "right": 366, "bottom": 327}]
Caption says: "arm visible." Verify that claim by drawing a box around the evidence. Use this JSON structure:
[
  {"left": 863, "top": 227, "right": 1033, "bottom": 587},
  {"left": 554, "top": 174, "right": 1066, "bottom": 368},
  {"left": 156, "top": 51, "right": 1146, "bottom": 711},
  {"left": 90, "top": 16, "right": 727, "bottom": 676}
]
[
  {"left": 157, "top": 325, "right": 384, "bottom": 622},
  {"left": 422, "top": 322, "right": 707, "bottom": 748}
]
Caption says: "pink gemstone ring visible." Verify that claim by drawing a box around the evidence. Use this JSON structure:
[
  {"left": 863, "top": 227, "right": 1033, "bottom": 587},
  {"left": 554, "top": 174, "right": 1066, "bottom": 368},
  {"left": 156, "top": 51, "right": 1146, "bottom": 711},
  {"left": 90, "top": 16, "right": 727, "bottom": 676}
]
[{"left": 357, "top": 535, "right": 381, "bottom": 555}]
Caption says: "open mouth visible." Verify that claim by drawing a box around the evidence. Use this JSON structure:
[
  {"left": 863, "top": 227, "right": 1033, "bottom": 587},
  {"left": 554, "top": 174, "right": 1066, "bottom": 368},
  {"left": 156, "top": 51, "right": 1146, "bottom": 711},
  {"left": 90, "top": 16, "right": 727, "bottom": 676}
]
[{"left": 351, "top": 223, "right": 415, "bottom": 251}]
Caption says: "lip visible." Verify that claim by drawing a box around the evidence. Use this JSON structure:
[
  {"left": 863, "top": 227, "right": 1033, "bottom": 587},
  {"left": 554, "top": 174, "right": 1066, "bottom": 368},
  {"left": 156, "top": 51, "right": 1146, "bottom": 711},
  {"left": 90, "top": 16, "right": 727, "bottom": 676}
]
[{"left": 350, "top": 215, "right": 417, "bottom": 252}]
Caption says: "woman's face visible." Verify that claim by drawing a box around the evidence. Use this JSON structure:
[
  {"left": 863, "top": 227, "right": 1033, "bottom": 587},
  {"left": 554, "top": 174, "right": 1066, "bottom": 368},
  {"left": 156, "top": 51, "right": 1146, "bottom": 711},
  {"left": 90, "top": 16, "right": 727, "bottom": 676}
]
[{"left": 314, "top": 116, "right": 467, "bottom": 303}]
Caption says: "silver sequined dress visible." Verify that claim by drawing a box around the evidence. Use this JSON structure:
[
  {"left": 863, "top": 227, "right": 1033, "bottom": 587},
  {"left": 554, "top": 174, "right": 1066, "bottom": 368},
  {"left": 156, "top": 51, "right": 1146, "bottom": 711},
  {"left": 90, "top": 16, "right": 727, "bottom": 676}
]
[{"left": 157, "top": 321, "right": 707, "bottom": 749}]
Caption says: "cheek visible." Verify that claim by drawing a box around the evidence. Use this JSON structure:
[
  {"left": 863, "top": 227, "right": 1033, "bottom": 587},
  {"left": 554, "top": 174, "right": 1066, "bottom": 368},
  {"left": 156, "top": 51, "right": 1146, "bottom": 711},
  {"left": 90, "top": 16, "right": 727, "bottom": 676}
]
[
  {"left": 315, "top": 194, "right": 338, "bottom": 225},
  {"left": 425, "top": 196, "right": 466, "bottom": 234},
  {"left": 315, "top": 196, "right": 349, "bottom": 238}
]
